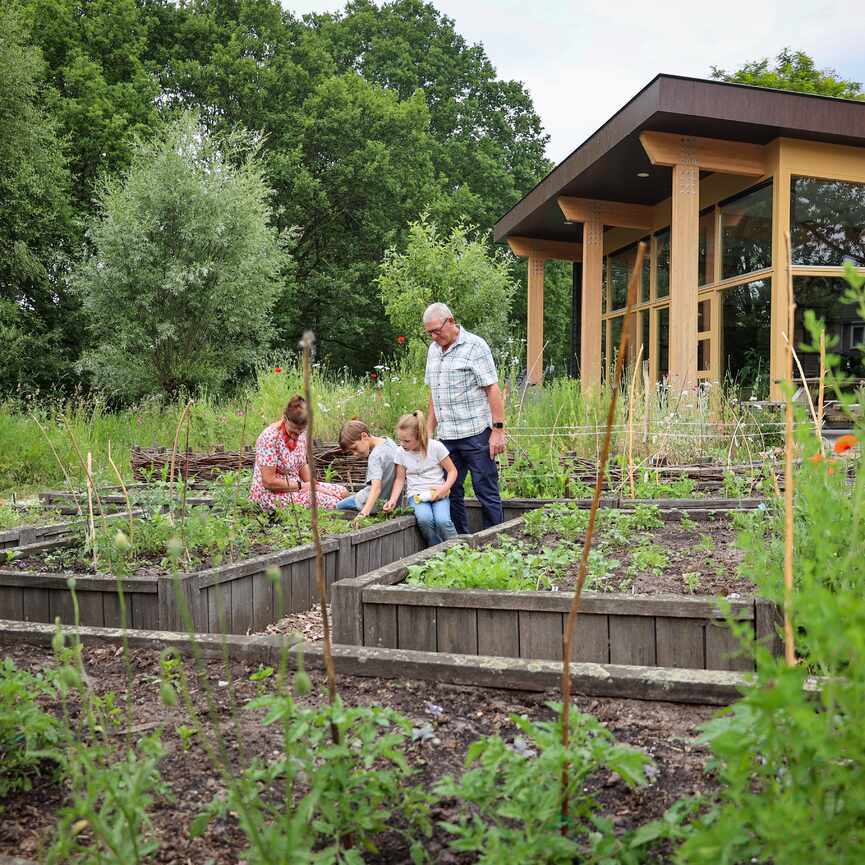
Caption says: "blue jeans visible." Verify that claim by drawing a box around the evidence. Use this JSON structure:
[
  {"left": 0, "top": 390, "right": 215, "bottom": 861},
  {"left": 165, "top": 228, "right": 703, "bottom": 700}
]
[
  {"left": 335, "top": 494, "right": 359, "bottom": 511},
  {"left": 441, "top": 428, "right": 503, "bottom": 534},
  {"left": 409, "top": 497, "right": 457, "bottom": 547}
]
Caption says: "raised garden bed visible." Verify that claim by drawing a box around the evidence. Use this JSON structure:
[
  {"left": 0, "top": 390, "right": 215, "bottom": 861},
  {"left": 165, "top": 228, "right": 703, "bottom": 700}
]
[
  {"left": 332, "top": 505, "right": 782, "bottom": 672},
  {"left": 0, "top": 512, "right": 423, "bottom": 634}
]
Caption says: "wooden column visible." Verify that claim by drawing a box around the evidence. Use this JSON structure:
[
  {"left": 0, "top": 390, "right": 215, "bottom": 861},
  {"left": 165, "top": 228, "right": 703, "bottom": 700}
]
[
  {"left": 768, "top": 141, "right": 791, "bottom": 399},
  {"left": 669, "top": 153, "right": 700, "bottom": 394},
  {"left": 527, "top": 256, "right": 545, "bottom": 384},
  {"left": 580, "top": 206, "right": 604, "bottom": 390}
]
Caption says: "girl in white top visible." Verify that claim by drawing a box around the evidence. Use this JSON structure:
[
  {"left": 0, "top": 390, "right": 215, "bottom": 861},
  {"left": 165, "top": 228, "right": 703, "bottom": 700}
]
[{"left": 383, "top": 410, "right": 458, "bottom": 547}]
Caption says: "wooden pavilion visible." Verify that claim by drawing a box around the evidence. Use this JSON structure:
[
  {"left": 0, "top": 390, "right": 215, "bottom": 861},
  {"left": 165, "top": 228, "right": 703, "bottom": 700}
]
[{"left": 495, "top": 75, "right": 865, "bottom": 399}]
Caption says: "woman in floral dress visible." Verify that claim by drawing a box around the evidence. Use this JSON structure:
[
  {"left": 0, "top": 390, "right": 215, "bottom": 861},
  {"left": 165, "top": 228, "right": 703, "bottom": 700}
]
[{"left": 250, "top": 395, "right": 348, "bottom": 510}]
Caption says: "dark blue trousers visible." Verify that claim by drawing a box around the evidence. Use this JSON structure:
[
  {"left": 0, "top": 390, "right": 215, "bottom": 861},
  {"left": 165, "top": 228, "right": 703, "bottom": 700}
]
[{"left": 441, "top": 428, "right": 504, "bottom": 534}]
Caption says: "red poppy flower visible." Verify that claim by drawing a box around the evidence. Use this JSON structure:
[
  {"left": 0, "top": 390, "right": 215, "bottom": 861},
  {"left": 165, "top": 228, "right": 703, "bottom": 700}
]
[
  {"left": 370, "top": 372, "right": 378, "bottom": 381},
  {"left": 834, "top": 434, "right": 859, "bottom": 455},
  {"left": 809, "top": 453, "right": 824, "bottom": 464},
  {"left": 274, "top": 367, "right": 282, "bottom": 374},
  {"left": 397, "top": 335, "right": 406, "bottom": 345}
]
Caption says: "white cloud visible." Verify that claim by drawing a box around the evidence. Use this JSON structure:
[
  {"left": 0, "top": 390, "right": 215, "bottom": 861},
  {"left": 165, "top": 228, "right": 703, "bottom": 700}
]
[{"left": 282, "top": 0, "right": 865, "bottom": 163}]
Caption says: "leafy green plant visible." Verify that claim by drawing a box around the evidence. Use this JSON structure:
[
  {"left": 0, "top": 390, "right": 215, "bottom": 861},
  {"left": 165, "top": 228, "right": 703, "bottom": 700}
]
[
  {"left": 632, "top": 472, "right": 698, "bottom": 499},
  {"left": 195, "top": 686, "right": 432, "bottom": 865},
  {"left": 629, "top": 543, "right": 669, "bottom": 576},
  {"left": 695, "top": 533, "right": 715, "bottom": 554},
  {"left": 436, "top": 704, "right": 652, "bottom": 864},
  {"left": 0, "top": 658, "right": 64, "bottom": 800},
  {"left": 682, "top": 571, "right": 702, "bottom": 594}
]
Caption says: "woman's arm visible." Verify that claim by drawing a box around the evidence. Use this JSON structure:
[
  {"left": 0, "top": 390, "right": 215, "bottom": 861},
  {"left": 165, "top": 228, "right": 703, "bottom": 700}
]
[
  {"left": 432, "top": 455, "right": 457, "bottom": 500},
  {"left": 357, "top": 479, "right": 383, "bottom": 518},
  {"left": 260, "top": 464, "right": 301, "bottom": 493},
  {"left": 382, "top": 466, "right": 406, "bottom": 512}
]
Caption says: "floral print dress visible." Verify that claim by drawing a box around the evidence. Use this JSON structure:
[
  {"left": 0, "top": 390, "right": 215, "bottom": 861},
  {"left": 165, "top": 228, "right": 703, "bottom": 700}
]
[{"left": 250, "top": 424, "right": 348, "bottom": 510}]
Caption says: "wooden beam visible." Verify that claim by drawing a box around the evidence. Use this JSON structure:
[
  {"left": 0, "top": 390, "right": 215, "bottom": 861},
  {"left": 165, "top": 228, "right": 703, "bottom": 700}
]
[
  {"left": 669, "top": 163, "right": 700, "bottom": 394},
  {"left": 640, "top": 131, "right": 767, "bottom": 177},
  {"left": 507, "top": 236, "right": 582, "bottom": 261},
  {"left": 527, "top": 256, "right": 545, "bottom": 385},
  {"left": 558, "top": 197, "right": 654, "bottom": 231},
  {"left": 580, "top": 206, "right": 604, "bottom": 389}
]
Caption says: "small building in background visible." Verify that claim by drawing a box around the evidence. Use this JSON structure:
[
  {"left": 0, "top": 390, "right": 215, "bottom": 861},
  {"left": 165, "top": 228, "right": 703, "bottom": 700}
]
[{"left": 496, "top": 75, "right": 865, "bottom": 399}]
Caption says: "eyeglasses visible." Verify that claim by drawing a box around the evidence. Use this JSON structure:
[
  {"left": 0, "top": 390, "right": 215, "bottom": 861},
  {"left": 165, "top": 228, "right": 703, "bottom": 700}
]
[{"left": 425, "top": 317, "right": 452, "bottom": 338}]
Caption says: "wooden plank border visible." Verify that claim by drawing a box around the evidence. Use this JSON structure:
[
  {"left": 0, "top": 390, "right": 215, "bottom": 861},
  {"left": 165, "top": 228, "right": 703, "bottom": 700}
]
[{"left": 0, "top": 619, "right": 755, "bottom": 706}]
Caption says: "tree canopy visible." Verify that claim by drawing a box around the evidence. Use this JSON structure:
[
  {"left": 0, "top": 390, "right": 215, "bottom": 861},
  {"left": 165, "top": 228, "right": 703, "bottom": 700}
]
[{"left": 711, "top": 49, "right": 864, "bottom": 100}]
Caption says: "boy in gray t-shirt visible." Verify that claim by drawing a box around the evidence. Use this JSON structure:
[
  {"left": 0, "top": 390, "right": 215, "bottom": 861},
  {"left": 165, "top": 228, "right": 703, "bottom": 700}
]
[{"left": 336, "top": 420, "right": 400, "bottom": 517}]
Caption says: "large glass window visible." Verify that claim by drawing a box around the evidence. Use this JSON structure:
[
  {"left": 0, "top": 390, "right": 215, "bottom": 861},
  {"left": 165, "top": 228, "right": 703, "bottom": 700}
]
[
  {"left": 657, "top": 306, "right": 669, "bottom": 379},
  {"left": 791, "top": 176, "right": 865, "bottom": 266},
  {"left": 793, "top": 276, "right": 865, "bottom": 379},
  {"left": 722, "top": 278, "right": 771, "bottom": 398},
  {"left": 608, "top": 242, "right": 650, "bottom": 309},
  {"left": 698, "top": 208, "right": 715, "bottom": 286},
  {"left": 655, "top": 230, "right": 670, "bottom": 298},
  {"left": 720, "top": 183, "right": 773, "bottom": 279},
  {"left": 610, "top": 315, "right": 624, "bottom": 365},
  {"left": 640, "top": 310, "right": 650, "bottom": 365}
]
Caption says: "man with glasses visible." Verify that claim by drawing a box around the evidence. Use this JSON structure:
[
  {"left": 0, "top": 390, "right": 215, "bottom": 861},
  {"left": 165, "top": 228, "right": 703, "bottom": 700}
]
[{"left": 422, "top": 302, "right": 505, "bottom": 533}]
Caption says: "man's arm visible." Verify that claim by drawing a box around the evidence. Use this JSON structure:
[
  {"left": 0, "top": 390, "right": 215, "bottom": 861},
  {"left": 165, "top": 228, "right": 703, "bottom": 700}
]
[
  {"left": 482, "top": 382, "right": 506, "bottom": 457},
  {"left": 427, "top": 395, "right": 437, "bottom": 440}
]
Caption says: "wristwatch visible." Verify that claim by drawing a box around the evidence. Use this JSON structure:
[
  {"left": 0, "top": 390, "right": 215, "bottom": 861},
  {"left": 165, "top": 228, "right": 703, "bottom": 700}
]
[{"left": 492, "top": 422, "right": 505, "bottom": 429}]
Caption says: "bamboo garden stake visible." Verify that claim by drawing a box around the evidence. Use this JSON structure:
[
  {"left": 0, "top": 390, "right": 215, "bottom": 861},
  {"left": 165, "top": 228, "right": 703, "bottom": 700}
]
[
  {"left": 86, "top": 451, "right": 97, "bottom": 569},
  {"left": 783, "top": 233, "right": 796, "bottom": 667},
  {"left": 301, "top": 331, "right": 340, "bottom": 736},
  {"left": 817, "top": 329, "right": 826, "bottom": 452},
  {"left": 627, "top": 344, "right": 643, "bottom": 498},
  {"left": 107, "top": 440, "right": 134, "bottom": 543},
  {"left": 560, "top": 241, "right": 645, "bottom": 830}
]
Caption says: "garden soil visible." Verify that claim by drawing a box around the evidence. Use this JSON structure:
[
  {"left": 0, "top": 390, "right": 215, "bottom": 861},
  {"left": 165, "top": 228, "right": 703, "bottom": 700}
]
[{"left": 2, "top": 643, "right": 719, "bottom": 864}]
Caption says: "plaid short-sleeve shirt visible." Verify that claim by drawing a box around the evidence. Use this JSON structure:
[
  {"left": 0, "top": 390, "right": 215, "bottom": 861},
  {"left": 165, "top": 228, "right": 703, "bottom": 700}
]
[{"left": 425, "top": 327, "right": 498, "bottom": 440}]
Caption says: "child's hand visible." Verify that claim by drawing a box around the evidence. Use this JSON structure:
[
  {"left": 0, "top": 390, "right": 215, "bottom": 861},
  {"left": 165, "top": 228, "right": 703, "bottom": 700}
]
[
  {"left": 382, "top": 500, "right": 395, "bottom": 513},
  {"left": 430, "top": 486, "right": 447, "bottom": 501}
]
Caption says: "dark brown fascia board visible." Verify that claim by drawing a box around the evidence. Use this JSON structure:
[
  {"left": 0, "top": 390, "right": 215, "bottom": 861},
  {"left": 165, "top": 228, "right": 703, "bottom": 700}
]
[{"left": 494, "top": 74, "right": 865, "bottom": 243}]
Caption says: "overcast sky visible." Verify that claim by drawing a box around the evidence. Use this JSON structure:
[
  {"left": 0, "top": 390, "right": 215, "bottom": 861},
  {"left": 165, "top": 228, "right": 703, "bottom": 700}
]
[{"left": 283, "top": 0, "right": 865, "bottom": 165}]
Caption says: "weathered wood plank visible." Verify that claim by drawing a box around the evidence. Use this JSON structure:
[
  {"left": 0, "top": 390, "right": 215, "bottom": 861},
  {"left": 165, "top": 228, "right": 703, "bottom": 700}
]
[
  {"left": 231, "top": 575, "right": 254, "bottom": 635},
  {"left": 49, "top": 589, "right": 76, "bottom": 625},
  {"left": 361, "top": 585, "right": 753, "bottom": 619},
  {"left": 477, "top": 609, "right": 519, "bottom": 658},
  {"left": 754, "top": 598, "right": 783, "bottom": 658},
  {"left": 436, "top": 608, "right": 478, "bottom": 655},
  {"left": 519, "top": 611, "right": 562, "bottom": 661},
  {"left": 75, "top": 591, "right": 105, "bottom": 628},
  {"left": 656, "top": 617, "right": 706, "bottom": 669},
  {"left": 251, "top": 571, "right": 274, "bottom": 632},
  {"left": 131, "top": 593, "right": 160, "bottom": 631},
  {"left": 331, "top": 578, "right": 363, "bottom": 645},
  {"left": 0, "top": 586, "right": 23, "bottom": 620},
  {"left": 324, "top": 550, "right": 337, "bottom": 594},
  {"left": 102, "top": 591, "right": 125, "bottom": 628},
  {"left": 396, "top": 605, "right": 437, "bottom": 652},
  {"left": 206, "top": 583, "right": 231, "bottom": 634},
  {"left": 363, "top": 603, "right": 398, "bottom": 649},
  {"left": 289, "top": 560, "right": 311, "bottom": 613},
  {"left": 706, "top": 620, "right": 754, "bottom": 671},
  {"left": 0, "top": 570, "right": 156, "bottom": 592},
  {"left": 609, "top": 616, "right": 657, "bottom": 666},
  {"left": 569, "top": 612, "right": 610, "bottom": 663}
]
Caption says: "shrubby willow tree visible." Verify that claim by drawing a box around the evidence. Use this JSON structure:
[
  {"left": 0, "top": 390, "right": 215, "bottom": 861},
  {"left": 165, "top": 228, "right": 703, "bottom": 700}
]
[
  {"left": 378, "top": 216, "right": 516, "bottom": 357},
  {"left": 75, "top": 114, "right": 291, "bottom": 400}
]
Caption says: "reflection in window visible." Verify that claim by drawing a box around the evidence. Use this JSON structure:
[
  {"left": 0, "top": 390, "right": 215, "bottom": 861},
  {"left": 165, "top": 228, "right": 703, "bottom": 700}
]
[
  {"left": 698, "top": 209, "right": 715, "bottom": 286},
  {"left": 697, "top": 299, "right": 710, "bottom": 333},
  {"left": 610, "top": 316, "right": 624, "bottom": 369},
  {"left": 791, "top": 176, "right": 865, "bottom": 266},
  {"left": 641, "top": 310, "right": 650, "bottom": 365},
  {"left": 793, "top": 276, "right": 865, "bottom": 379},
  {"left": 600, "top": 320, "right": 606, "bottom": 382},
  {"left": 655, "top": 230, "right": 670, "bottom": 298},
  {"left": 657, "top": 306, "right": 669, "bottom": 379},
  {"left": 721, "top": 183, "right": 773, "bottom": 279},
  {"left": 722, "top": 278, "right": 771, "bottom": 398},
  {"left": 697, "top": 339, "right": 709, "bottom": 374},
  {"left": 608, "top": 243, "right": 650, "bottom": 310}
]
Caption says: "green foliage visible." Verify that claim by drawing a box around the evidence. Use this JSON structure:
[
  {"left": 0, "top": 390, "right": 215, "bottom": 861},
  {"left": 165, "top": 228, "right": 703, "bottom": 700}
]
[
  {"left": 632, "top": 472, "right": 697, "bottom": 499},
  {"left": 711, "top": 48, "right": 864, "bottom": 100},
  {"left": 195, "top": 684, "right": 432, "bottom": 864},
  {"left": 0, "top": 5, "right": 80, "bottom": 394},
  {"left": 436, "top": 704, "right": 652, "bottom": 865},
  {"left": 378, "top": 215, "right": 517, "bottom": 355},
  {"left": 629, "top": 543, "right": 669, "bottom": 576},
  {"left": 0, "top": 658, "right": 64, "bottom": 800},
  {"left": 406, "top": 536, "right": 573, "bottom": 591},
  {"left": 0, "top": 500, "right": 61, "bottom": 530},
  {"left": 74, "top": 113, "right": 292, "bottom": 400}
]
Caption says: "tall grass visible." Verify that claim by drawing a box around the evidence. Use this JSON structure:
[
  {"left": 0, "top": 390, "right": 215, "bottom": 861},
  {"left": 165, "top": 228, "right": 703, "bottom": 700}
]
[{"left": 0, "top": 357, "right": 784, "bottom": 494}]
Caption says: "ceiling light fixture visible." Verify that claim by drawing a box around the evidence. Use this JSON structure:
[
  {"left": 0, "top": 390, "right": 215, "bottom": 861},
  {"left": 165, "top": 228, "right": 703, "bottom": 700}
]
[{"left": 637, "top": 171, "right": 650, "bottom": 178}]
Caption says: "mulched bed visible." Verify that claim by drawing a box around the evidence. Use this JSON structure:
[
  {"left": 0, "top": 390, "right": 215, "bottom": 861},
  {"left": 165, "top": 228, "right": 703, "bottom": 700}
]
[{"left": 1, "top": 642, "right": 719, "bottom": 864}]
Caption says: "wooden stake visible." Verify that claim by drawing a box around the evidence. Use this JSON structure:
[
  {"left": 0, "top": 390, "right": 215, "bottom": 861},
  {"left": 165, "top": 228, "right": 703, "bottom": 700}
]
[
  {"left": 86, "top": 451, "right": 97, "bottom": 569},
  {"left": 782, "top": 232, "right": 796, "bottom": 667},
  {"left": 301, "top": 331, "right": 340, "bottom": 734},
  {"left": 560, "top": 242, "right": 645, "bottom": 830},
  {"left": 817, "top": 329, "right": 826, "bottom": 453},
  {"left": 627, "top": 345, "right": 643, "bottom": 498}
]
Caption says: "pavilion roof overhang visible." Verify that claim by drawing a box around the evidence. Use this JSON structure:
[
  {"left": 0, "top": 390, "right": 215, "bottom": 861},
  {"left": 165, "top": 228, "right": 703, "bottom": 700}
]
[{"left": 494, "top": 74, "right": 865, "bottom": 246}]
